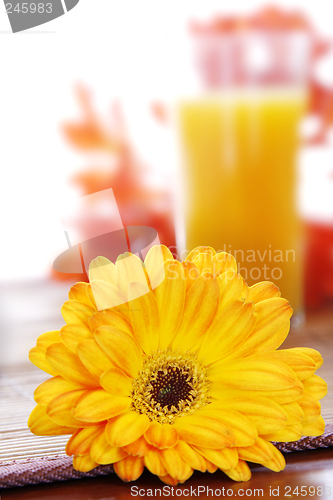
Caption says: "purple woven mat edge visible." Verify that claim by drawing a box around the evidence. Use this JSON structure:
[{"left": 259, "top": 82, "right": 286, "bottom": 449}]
[
  {"left": 0, "top": 457, "right": 115, "bottom": 489},
  {"left": 274, "top": 423, "right": 333, "bottom": 452},
  {"left": 1, "top": 424, "right": 332, "bottom": 489}
]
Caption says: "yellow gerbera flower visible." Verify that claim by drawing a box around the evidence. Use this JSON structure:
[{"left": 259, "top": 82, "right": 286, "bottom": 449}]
[{"left": 28, "top": 245, "right": 327, "bottom": 485}]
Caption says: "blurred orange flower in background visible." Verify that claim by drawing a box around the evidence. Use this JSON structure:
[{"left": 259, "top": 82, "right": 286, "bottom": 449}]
[{"left": 52, "top": 85, "right": 175, "bottom": 281}]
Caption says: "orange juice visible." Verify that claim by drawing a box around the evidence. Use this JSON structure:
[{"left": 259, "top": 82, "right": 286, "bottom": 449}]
[{"left": 179, "top": 91, "right": 306, "bottom": 313}]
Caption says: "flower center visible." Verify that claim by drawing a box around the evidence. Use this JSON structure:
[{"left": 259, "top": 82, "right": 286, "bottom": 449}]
[
  {"left": 151, "top": 366, "right": 193, "bottom": 410},
  {"left": 131, "top": 349, "right": 210, "bottom": 424}
]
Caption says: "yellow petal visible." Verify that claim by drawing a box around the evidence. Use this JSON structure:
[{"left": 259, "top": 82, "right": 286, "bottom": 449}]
[
  {"left": 28, "top": 405, "right": 76, "bottom": 436},
  {"left": 95, "top": 326, "right": 143, "bottom": 378},
  {"left": 223, "top": 460, "right": 252, "bottom": 482},
  {"left": 29, "top": 347, "right": 58, "bottom": 377},
  {"left": 99, "top": 367, "right": 133, "bottom": 397},
  {"left": 61, "top": 301, "right": 95, "bottom": 326},
  {"left": 243, "top": 438, "right": 286, "bottom": 472},
  {"left": 287, "top": 347, "right": 323, "bottom": 370},
  {"left": 238, "top": 298, "right": 292, "bottom": 356},
  {"left": 210, "top": 356, "right": 297, "bottom": 391},
  {"left": 153, "top": 260, "right": 186, "bottom": 349},
  {"left": 241, "top": 279, "right": 249, "bottom": 302},
  {"left": 144, "top": 421, "right": 179, "bottom": 449},
  {"left": 34, "top": 376, "right": 84, "bottom": 407},
  {"left": 111, "top": 303, "right": 132, "bottom": 323},
  {"left": 86, "top": 283, "right": 97, "bottom": 309},
  {"left": 60, "top": 324, "right": 93, "bottom": 354},
  {"left": 210, "top": 379, "right": 304, "bottom": 405},
  {"left": 89, "top": 256, "right": 116, "bottom": 285},
  {"left": 280, "top": 402, "right": 304, "bottom": 425},
  {"left": 68, "top": 282, "right": 96, "bottom": 309},
  {"left": 214, "top": 395, "right": 288, "bottom": 435},
  {"left": 90, "top": 280, "right": 128, "bottom": 311},
  {"left": 262, "top": 423, "right": 302, "bottom": 442},
  {"left": 254, "top": 378, "right": 304, "bottom": 404},
  {"left": 193, "top": 446, "right": 238, "bottom": 470},
  {"left": 77, "top": 339, "right": 114, "bottom": 379},
  {"left": 114, "top": 456, "right": 144, "bottom": 482},
  {"left": 303, "top": 375, "right": 328, "bottom": 400},
  {"left": 115, "top": 253, "right": 149, "bottom": 296},
  {"left": 181, "top": 261, "right": 200, "bottom": 291},
  {"left": 185, "top": 246, "right": 216, "bottom": 262},
  {"left": 172, "top": 273, "right": 220, "bottom": 351},
  {"left": 30, "top": 331, "right": 61, "bottom": 376},
  {"left": 89, "top": 309, "right": 133, "bottom": 336},
  {"left": 174, "top": 415, "right": 235, "bottom": 449},
  {"left": 66, "top": 426, "right": 105, "bottom": 456},
  {"left": 144, "top": 450, "right": 167, "bottom": 476},
  {"left": 144, "top": 245, "right": 174, "bottom": 287},
  {"left": 217, "top": 271, "right": 248, "bottom": 310},
  {"left": 212, "top": 251, "right": 237, "bottom": 274},
  {"left": 302, "top": 415, "right": 325, "bottom": 436},
  {"left": 36, "top": 330, "right": 61, "bottom": 350},
  {"left": 47, "top": 389, "right": 89, "bottom": 427},
  {"left": 265, "top": 349, "right": 316, "bottom": 381},
  {"left": 199, "top": 405, "right": 257, "bottom": 447},
  {"left": 90, "top": 429, "right": 127, "bottom": 465},
  {"left": 46, "top": 343, "right": 99, "bottom": 388},
  {"left": 261, "top": 445, "right": 286, "bottom": 472},
  {"left": 204, "top": 460, "right": 218, "bottom": 473},
  {"left": 174, "top": 441, "right": 207, "bottom": 472},
  {"left": 192, "top": 251, "right": 238, "bottom": 278},
  {"left": 128, "top": 284, "right": 160, "bottom": 354},
  {"left": 237, "top": 437, "right": 276, "bottom": 464},
  {"left": 298, "top": 393, "right": 321, "bottom": 424},
  {"left": 158, "top": 474, "right": 187, "bottom": 486},
  {"left": 105, "top": 411, "right": 150, "bottom": 447},
  {"left": 159, "top": 448, "right": 193, "bottom": 481},
  {"left": 123, "top": 435, "right": 153, "bottom": 457},
  {"left": 199, "top": 301, "right": 256, "bottom": 365},
  {"left": 73, "top": 389, "right": 131, "bottom": 422},
  {"left": 247, "top": 281, "right": 281, "bottom": 304},
  {"left": 73, "top": 454, "right": 98, "bottom": 472},
  {"left": 192, "top": 252, "right": 215, "bottom": 275}
]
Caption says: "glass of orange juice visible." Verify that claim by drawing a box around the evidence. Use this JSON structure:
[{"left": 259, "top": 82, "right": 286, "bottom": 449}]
[{"left": 177, "top": 14, "right": 310, "bottom": 320}]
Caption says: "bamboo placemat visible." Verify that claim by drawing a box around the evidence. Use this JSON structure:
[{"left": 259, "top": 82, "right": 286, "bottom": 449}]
[{"left": 1, "top": 310, "right": 333, "bottom": 489}]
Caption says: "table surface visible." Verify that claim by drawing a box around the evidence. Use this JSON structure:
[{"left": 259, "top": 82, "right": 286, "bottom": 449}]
[
  {"left": 2, "top": 448, "right": 333, "bottom": 500},
  {"left": 1, "top": 308, "right": 333, "bottom": 500}
]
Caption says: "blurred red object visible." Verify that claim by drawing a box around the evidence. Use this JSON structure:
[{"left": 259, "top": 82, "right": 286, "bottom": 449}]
[
  {"left": 51, "top": 85, "right": 175, "bottom": 281},
  {"left": 304, "top": 222, "right": 333, "bottom": 308},
  {"left": 308, "top": 80, "right": 333, "bottom": 145}
]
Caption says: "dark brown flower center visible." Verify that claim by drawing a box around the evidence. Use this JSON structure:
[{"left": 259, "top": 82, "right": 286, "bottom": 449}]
[
  {"left": 131, "top": 349, "right": 211, "bottom": 424},
  {"left": 149, "top": 367, "right": 193, "bottom": 411}
]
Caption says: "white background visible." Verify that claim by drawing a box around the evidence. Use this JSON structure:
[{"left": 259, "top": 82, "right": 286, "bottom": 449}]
[{"left": 0, "top": 0, "right": 333, "bottom": 281}]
